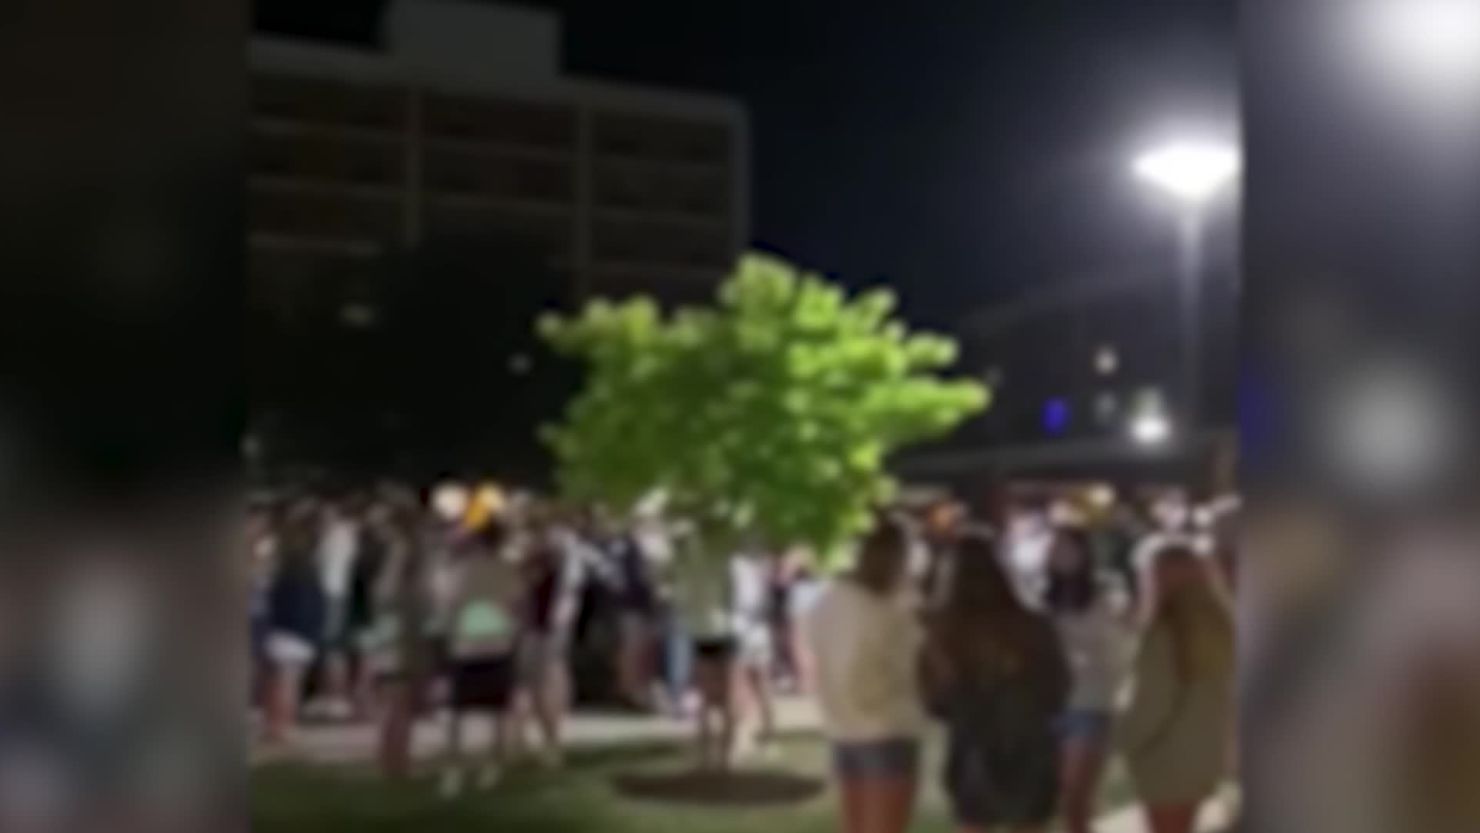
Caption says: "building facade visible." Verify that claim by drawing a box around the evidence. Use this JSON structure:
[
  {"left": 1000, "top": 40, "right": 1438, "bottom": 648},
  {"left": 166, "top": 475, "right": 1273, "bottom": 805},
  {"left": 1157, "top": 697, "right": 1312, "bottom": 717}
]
[
  {"left": 899, "top": 265, "right": 1238, "bottom": 490},
  {"left": 248, "top": 0, "right": 749, "bottom": 329}
]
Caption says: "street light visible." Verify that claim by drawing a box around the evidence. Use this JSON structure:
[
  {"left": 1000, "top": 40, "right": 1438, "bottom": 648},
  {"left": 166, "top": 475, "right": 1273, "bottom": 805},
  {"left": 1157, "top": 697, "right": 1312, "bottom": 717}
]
[
  {"left": 1133, "top": 143, "right": 1242, "bottom": 206},
  {"left": 1133, "top": 138, "right": 1240, "bottom": 436}
]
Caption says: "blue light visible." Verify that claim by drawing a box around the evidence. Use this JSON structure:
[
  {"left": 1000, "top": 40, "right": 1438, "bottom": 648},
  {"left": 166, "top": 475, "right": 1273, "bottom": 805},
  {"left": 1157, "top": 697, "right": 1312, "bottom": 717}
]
[{"left": 1043, "top": 398, "right": 1071, "bottom": 435}]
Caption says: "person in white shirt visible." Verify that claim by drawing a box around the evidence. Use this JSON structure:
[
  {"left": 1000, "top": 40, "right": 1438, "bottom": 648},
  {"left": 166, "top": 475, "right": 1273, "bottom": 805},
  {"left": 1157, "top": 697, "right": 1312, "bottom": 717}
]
[
  {"left": 670, "top": 544, "right": 772, "bottom": 771},
  {"left": 730, "top": 550, "right": 777, "bottom": 759},
  {"left": 1002, "top": 505, "right": 1056, "bottom": 612},
  {"left": 315, "top": 500, "right": 361, "bottom": 719},
  {"left": 804, "top": 517, "right": 924, "bottom": 833},
  {"left": 1044, "top": 527, "right": 1140, "bottom": 833}
]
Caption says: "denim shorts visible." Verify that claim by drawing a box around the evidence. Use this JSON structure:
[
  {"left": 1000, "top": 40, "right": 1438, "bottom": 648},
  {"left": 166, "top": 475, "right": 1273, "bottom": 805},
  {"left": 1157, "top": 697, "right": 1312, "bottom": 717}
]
[
  {"left": 1055, "top": 709, "right": 1113, "bottom": 741},
  {"left": 832, "top": 738, "right": 920, "bottom": 779}
]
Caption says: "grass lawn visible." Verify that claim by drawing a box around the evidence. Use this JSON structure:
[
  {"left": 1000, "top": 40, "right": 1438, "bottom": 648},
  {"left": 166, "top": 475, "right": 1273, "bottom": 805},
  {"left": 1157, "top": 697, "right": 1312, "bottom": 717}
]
[{"left": 252, "top": 733, "right": 1135, "bottom": 833}]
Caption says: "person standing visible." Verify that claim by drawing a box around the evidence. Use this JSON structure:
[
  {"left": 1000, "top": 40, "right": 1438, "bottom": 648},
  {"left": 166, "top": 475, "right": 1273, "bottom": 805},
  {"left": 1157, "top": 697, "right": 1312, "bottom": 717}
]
[
  {"left": 315, "top": 499, "right": 361, "bottom": 720},
  {"left": 805, "top": 518, "right": 925, "bottom": 833},
  {"left": 787, "top": 556, "right": 826, "bottom": 694},
  {"left": 730, "top": 547, "right": 777, "bottom": 759},
  {"left": 1117, "top": 545, "right": 1235, "bottom": 833},
  {"left": 609, "top": 527, "right": 660, "bottom": 711},
  {"left": 672, "top": 541, "right": 742, "bottom": 772},
  {"left": 515, "top": 516, "right": 587, "bottom": 769},
  {"left": 921, "top": 534, "right": 1070, "bottom": 833},
  {"left": 345, "top": 501, "right": 389, "bottom": 719},
  {"left": 261, "top": 501, "right": 327, "bottom": 745},
  {"left": 1044, "top": 528, "right": 1139, "bottom": 833},
  {"left": 246, "top": 505, "right": 279, "bottom": 712},
  {"left": 440, "top": 520, "right": 523, "bottom": 797},
  {"left": 369, "top": 499, "right": 435, "bottom": 779},
  {"left": 1001, "top": 501, "right": 1057, "bottom": 612}
]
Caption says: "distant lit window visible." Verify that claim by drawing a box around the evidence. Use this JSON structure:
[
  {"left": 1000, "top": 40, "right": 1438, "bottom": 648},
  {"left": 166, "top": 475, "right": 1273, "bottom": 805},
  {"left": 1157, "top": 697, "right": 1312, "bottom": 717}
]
[
  {"left": 1095, "top": 345, "right": 1119, "bottom": 376},
  {"left": 340, "top": 303, "right": 378, "bottom": 329}
]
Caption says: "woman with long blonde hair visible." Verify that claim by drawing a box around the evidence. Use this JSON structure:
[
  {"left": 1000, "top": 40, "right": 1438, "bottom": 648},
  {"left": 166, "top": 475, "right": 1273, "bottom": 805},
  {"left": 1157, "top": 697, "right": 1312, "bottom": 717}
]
[{"left": 1118, "top": 545, "right": 1235, "bottom": 833}]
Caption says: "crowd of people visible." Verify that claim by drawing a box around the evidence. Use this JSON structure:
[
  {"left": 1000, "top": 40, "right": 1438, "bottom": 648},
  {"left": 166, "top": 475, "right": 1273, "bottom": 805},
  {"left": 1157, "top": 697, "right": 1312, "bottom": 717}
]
[
  {"left": 244, "top": 481, "right": 824, "bottom": 793},
  {"left": 245, "top": 479, "right": 1237, "bottom": 832},
  {"left": 809, "top": 489, "right": 1238, "bottom": 833}
]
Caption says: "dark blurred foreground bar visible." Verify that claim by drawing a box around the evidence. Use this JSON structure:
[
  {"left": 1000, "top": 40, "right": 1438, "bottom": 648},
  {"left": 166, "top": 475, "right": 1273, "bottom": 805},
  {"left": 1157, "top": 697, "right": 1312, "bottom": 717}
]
[
  {"left": 1245, "top": 2, "right": 1480, "bottom": 832},
  {"left": 0, "top": 2, "right": 245, "bottom": 832}
]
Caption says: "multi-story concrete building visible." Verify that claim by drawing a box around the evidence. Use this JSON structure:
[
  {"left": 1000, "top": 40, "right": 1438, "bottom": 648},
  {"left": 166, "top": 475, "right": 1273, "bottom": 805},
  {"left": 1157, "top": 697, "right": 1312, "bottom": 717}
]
[{"left": 248, "top": 0, "right": 749, "bottom": 328}]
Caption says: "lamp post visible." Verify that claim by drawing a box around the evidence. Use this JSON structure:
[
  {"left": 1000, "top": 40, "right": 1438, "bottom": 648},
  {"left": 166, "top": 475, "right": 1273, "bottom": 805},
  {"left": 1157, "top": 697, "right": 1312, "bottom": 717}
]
[{"left": 1133, "top": 140, "right": 1240, "bottom": 434}]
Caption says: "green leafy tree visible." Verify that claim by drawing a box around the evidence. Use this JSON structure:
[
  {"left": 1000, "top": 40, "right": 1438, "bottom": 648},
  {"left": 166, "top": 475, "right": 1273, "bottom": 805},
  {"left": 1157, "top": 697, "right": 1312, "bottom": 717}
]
[{"left": 539, "top": 252, "right": 989, "bottom": 563}]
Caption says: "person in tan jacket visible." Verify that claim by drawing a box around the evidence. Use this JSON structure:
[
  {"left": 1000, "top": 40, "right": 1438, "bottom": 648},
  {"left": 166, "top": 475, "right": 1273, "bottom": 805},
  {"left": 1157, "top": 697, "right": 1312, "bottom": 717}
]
[
  {"left": 1118, "top": 544, "right": 1237, "bottom": 828},
  {"left": 1118, "top": 545, "right": 1235, "bottom": 833}
]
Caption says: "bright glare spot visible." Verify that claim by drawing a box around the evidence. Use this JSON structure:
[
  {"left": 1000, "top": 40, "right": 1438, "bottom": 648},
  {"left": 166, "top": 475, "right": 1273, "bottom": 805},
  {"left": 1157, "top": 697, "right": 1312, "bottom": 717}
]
[
  {"left": 51, "top": 565, "right": 149, "bottom": 721},
  {"left": 1129, "top": 410, "right": 1173, "bottom": 447},
  {"left": 1328, "top": 360, "right": 1457, "bottom": 496},
  {"left": 1355, "top": 0, "right": 1480, "bottom": 90},
  {"left": 1192, "top": 505, "right": 1216, "bottom": 529},
  {"left": 1094, "top": 345, "right": 1119, "bottom": 375},
  {"left": 1086, "top": 483, "right": 1116, "bottom": 509},
  {"left": 1049, "top": 500, "right": 1082, "bottom": 526},
  {"left": 1134, "top": 142, "right": 1241, "bottom": 205},
  {"left": 432, "top": 482, "right": 469, "bottom": 521}
]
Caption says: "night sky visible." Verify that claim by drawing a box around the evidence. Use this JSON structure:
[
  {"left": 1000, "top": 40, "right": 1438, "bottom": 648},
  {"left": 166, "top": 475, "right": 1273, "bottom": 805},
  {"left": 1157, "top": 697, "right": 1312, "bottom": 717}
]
[{"left": 254, "top": 0, "right": 1236, "bottom": 326}]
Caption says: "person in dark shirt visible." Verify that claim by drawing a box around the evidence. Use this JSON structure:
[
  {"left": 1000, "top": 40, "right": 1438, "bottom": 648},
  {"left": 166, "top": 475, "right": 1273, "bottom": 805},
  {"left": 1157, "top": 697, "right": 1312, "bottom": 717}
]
[
  {"left": 345, "top": 503, "right": 388, "bottom": 719},
  {"left": 610, "top": 531, "right": 658, "bottom": 710},
  {"left": 514, "top": 517, "right": 586, "bottom": 769},
  {"left": 262, "top": 503, "right": 326, "bottom": 745}
]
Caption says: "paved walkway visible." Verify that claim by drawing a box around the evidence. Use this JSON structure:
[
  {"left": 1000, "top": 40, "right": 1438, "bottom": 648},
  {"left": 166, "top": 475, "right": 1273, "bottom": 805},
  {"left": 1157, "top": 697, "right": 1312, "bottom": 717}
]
[
  {"left": 254, "top": 696, "right": 1237, "bottom": 831},
  {"left": 251, "top": 696, "right": 822, "bottom": 767}
]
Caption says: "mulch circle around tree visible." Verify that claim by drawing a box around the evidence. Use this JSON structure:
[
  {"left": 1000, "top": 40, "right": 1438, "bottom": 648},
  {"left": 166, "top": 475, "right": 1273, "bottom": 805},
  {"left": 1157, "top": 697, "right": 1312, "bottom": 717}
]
[{"left": 611, "top": 769, "right": 825, "bottom": 807}]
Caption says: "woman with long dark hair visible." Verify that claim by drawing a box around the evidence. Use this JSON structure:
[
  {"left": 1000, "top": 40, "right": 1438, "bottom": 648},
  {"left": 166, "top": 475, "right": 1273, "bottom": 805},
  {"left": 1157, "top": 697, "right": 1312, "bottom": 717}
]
[
  {"left": 921, "top": 534, "right": 1069, "bottom": 833},
  {"left": 1117, "top": 545, "right": 1235, "bottom": 833},
  {"left": 1044, "top": 528, "right": 1138, "bottom": 833}
]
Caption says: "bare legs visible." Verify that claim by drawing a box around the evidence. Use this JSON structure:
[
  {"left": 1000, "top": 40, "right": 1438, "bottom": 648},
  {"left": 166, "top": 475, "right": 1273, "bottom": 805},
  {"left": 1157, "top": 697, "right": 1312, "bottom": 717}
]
[
  {"left": 524, "top": 659, "right": 570, "bottom": 767},
  {"left": 617, "top": 615, "right": 655, "bottom": 709},
  {"left": 693, "top": 654, "right": 737, "bottom": 771},
  {"left": 263, "top": 663, "right": 304, "bottom": 744},
  {"left": 441, "top": 709, "right": 513, "bottom": 797},
  {"left": 838, "top": 776, "right": 917, "bottom": 833},
  {"left": 1060, "top": 734, "right": 1110, "bottom": 833},
  {"left": 1144, "top": 803, "right": 1200, "bottom": 833},
  {"left": 377, "top": 679, "right": 415, "bottom": 779},
  {"left": 737, "top": 661, "right": 776, "bottom": 757}
]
